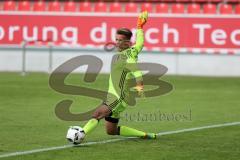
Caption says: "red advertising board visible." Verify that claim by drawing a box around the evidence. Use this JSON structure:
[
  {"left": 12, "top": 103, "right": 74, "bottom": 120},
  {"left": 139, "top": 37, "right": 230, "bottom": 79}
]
[{"left": 0, "top": 13, "right": 239, "bottom": 53}]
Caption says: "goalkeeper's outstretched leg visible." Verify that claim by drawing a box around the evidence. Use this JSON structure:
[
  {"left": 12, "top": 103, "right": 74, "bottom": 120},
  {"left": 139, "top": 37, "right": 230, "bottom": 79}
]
[
  {"left": 82, "top": 103, "right": 156, "bottom": 139},
  {"left": 105, "top": 116, "right": 157, "bottom": 139}
]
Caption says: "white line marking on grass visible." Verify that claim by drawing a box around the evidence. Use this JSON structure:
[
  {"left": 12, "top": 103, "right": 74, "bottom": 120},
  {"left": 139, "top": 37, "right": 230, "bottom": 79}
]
[
  {"left": 0, "top": 121, "right": 240, "bottom": 159},
  {"left": 157, "top": 121, "right": 240, "bottom": 136},
  {"left": 0, "top": 139, "right": 124, "bottom": 159}
]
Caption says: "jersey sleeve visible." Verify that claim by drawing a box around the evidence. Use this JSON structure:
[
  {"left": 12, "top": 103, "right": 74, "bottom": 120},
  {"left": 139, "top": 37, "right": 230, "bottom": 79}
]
[{"left": 133, "top": 29, "right": 144, "bottom": 54}]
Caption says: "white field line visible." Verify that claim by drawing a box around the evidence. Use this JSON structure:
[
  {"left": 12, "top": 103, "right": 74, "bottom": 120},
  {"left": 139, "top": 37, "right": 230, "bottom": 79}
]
[{"left": 0, "top": 121, "right": 240, "bottom": 158}]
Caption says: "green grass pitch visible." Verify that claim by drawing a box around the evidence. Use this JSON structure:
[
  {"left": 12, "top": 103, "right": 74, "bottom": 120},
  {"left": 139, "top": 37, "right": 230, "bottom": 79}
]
[{"left": 0, "top": 72, "right": 240, "bottom": 160}]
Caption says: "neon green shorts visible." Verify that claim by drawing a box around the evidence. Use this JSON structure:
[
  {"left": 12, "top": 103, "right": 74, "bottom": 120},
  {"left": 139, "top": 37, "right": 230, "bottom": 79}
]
[{"left": 104, "top": 99, "right": 127, "bottom": 119}]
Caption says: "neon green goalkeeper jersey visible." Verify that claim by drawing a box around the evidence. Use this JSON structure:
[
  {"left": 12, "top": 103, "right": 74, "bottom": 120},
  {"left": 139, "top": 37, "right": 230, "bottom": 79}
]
[{"left": 105, "top": 29, "right": 144, "bottom": 109}]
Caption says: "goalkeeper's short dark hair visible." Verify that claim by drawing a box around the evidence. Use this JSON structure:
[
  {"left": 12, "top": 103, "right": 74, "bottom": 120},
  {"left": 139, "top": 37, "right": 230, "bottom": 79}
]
[{"left": 116, "top": 28, "right": 133, "bottom": 40}]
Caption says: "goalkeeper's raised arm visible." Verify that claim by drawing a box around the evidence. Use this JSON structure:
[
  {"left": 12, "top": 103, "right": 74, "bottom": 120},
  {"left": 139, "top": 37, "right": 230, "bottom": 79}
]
[
  {"left": 131, "top": 11, "right": 148, "bottom": 94},
  {"left": 133, "top": 11, "right": 148, "bottom": 53}
]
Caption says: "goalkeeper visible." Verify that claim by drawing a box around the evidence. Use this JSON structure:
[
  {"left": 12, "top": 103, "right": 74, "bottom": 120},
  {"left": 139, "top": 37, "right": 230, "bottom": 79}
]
[{"left": 82, "top": 11, "right": 156, "bottom": 139}]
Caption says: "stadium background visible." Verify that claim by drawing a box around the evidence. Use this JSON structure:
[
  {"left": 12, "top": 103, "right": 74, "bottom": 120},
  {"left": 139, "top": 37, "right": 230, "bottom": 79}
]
[
  {"left": 0, "top": 0, "right": 240, "bottom": 160},
  {"left": 0, "top": 0, "right": 240, "bottom": 76}
]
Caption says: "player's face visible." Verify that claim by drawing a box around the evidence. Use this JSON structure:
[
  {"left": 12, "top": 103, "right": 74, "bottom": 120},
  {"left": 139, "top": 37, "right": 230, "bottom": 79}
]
[{"left": 115, "top": 34, "right": 131, "bottom": 51}]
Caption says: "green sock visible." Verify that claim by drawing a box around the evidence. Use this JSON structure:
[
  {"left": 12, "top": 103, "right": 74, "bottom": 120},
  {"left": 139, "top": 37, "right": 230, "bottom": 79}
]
[
  {"left": 83, "top": 118, "right": 99, "bottom": 134},
  {"left": 119, "top": 126, "right": 146, "bottom": 137}
]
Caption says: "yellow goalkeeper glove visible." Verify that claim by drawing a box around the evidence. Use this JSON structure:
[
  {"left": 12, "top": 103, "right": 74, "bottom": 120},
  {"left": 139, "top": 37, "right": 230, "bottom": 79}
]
[
  {"left": 133, "top": 83, "right": 145, "bottom": 97},
  {"left": 137, "top": 11, "right": 148, "bottom": 29}
]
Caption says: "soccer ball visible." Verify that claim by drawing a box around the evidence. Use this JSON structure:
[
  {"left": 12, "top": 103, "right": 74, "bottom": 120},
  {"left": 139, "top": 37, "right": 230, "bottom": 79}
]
[{"left": 66, "top": 126, "right": 85, "bottom": 144}]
